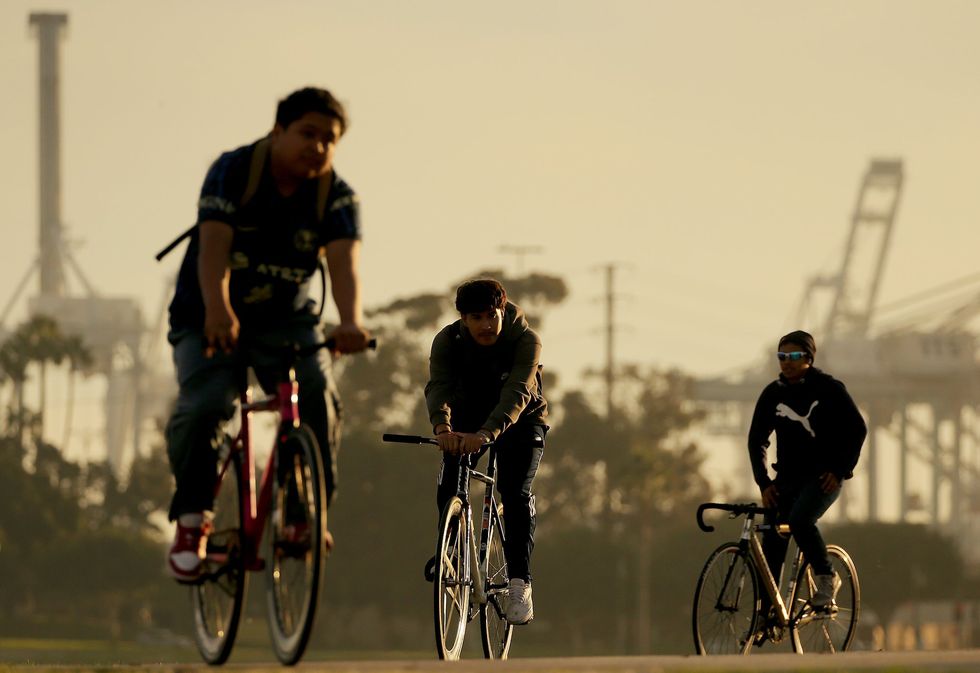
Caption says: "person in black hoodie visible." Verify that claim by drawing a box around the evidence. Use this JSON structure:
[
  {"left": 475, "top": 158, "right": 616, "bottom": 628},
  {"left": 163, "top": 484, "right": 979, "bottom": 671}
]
[
  {"left": 747, "top": 330, "right": 866, "bottom": 613},
  {"left": 424, "top": 278, "right": 548, "bottom": 625}
]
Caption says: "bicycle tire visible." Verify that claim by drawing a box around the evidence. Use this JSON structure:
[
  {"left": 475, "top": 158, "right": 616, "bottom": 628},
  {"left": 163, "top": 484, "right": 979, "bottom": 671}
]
[
  {"left": 265, "top": 423, "right": 327, "bottom": 665},
  {"left": 480, "top": 503, "right": 513, "bottom": 659},
  {"left": 790, "top": 544, "right": 860, "bottom": 653},
  {"left": 434, "top": 496, "right": 470, "bottom": 660},
  {"left": 692, "top": 542, "right": 759, "bottom": 655},
  {"left": 191, "top": 445, "right": 247, "bottom": 665}
]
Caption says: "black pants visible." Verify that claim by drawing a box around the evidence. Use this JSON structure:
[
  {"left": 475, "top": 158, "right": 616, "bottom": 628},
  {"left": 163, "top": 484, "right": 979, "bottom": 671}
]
[
  {"left": 436, "top": 424, "right": 546, "bottom": 582},
  {"left": 762, "top": 477, "right": 841, "bottom": 584},
  {"left": 164, "top": 314, "right": 342, "bottom": 520}
]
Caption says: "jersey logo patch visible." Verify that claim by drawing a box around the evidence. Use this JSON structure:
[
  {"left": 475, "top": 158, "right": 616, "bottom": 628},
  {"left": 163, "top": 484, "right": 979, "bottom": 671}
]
[
  {"left": 294, "top": 229, "right": 317, "bottom": 252},
  {"left": 775, "top": 401, "right": 819, "bottom": 438}
]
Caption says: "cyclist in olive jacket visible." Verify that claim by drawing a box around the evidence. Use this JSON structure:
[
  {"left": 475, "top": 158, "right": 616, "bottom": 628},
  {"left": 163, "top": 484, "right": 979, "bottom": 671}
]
[
  {"left": 747, "top": 330, "right": 866, "bottom": 612},
  {"left": 424, "top": 279, "right": 548, "bottom": 625}
]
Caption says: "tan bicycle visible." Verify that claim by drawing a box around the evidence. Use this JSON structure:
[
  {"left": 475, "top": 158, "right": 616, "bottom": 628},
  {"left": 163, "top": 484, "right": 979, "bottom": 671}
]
[{"left": 692, "top": 502, "right": 860, "bottom": 655}]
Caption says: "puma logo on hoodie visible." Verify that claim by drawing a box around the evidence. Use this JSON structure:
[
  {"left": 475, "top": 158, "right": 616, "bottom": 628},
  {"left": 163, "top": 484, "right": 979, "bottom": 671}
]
[{"left": 775, "top": 401, "right": 819, "bottom": 438}]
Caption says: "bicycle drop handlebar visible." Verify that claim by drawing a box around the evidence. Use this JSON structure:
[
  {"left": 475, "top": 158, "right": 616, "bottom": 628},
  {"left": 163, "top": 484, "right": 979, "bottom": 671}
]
[{"left": 696, "top": 502, "right": 773, "bottom": 532}]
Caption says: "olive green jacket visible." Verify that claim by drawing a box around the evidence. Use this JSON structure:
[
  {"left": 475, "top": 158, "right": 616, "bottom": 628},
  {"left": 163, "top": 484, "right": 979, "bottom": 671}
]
[{"left": 424, "top": 302, "right": 547, "bottom": 439}]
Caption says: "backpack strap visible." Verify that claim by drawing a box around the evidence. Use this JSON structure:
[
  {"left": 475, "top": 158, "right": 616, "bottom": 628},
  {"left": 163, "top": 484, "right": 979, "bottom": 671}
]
[
  {"left": 240, "top": 135, "right": 270, "bottom": 208},
  {"left": 155, "top": 137, "right": 270, "bottom": 262},
  {"left": 155, "top": 136, "right": 331, "bottom": 263}
]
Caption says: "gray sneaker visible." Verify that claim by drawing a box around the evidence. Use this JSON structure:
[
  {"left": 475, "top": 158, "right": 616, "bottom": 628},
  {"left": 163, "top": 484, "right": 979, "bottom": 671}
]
[
  {"left": 810, "top": 572, "right": 841, "bottom": 611},
  {"left": 506, "top": 578, "right": 534, "bottom": 625}
]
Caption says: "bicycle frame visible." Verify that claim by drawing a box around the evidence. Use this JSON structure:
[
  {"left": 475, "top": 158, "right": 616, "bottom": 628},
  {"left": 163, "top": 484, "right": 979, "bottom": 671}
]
[
  {"left": 215, "top": 373, "right": 300, "bottom": 572},
  {"left": 736, "top": 512, "right": 804, "bottom": 629},
  {"left": 454, "top": 447, "right": 501, "bottom": 604}
]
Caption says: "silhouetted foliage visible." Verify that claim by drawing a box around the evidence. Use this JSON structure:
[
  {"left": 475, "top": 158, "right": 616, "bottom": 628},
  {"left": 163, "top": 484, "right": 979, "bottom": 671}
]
[{"left": 828, "top": 521, "right": 974, "bottom": 626}]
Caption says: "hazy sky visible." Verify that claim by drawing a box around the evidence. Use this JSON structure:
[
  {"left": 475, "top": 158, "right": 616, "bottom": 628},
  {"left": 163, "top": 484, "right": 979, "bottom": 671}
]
[
  {"left": 3, "top": 2, "right": 980, "bottom": 496},
  {"left": 4, "top": 0, "right": 980, "bottom": 381}
]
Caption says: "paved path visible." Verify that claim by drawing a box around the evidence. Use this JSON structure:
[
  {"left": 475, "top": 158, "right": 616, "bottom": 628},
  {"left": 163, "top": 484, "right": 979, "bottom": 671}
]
[{"left": 12, "top": 651, "right": 980, "bottom": 673}]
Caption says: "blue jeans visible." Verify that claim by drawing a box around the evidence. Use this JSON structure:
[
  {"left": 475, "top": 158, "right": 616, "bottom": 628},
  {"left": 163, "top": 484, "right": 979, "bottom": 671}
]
[
  {"left": 762, "top": 478, "right": 841, "bottom": 580},
  {"left": 164, "top": 314, "right": 341, "bottom": 520}
]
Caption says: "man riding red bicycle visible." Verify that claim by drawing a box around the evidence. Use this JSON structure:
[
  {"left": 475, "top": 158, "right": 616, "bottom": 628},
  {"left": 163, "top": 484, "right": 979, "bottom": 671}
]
[{"left": 163, "top": 87, "right": 371, "bottom": 582}]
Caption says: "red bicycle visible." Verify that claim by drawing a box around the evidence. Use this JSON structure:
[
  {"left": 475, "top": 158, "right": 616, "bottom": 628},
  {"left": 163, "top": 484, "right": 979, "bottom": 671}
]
[{"left": 188, "top": 338, "right": 373, "bottom": 665}]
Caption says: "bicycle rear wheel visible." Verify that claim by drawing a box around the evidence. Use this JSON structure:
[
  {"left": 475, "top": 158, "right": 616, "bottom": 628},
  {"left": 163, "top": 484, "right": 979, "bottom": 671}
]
[
  {"left": 191, "top": 445, "right": 247, "bottom": 665},
  {"left": 692, "top": 542, "right": 759, "bottom": 655},
  {"left": 435, "top": 496, "right": 470, "bottom": 660},
  {"left": 790, "top": 544, "right": 860, "bottom": 653},
  {"left": 480, "top": 504, "right": 513, "bottom": 659},
  {"left": 265, "top": 424, "right": 326, "bottom": 665}
]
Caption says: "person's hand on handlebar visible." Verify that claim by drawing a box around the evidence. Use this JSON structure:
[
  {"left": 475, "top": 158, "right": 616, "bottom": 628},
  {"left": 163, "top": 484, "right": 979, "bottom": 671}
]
[
  {"left": 458, "top": 431, "right": 490, "bottom": 455},
  {"left": 327, "top": 322, "right": 372, "bottom": 354},
  {"left": 204, "top": 305, "right": 240, "bottom": 357},
  {"left": 435, "top": 428, "right": 462, "bottom": 455}
]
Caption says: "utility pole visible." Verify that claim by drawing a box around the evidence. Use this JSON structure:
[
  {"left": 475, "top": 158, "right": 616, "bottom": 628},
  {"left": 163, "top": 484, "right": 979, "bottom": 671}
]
[
  {"left": 498, "top": 245, "right": 543, "bottom": 276},
  {"left": 596, "top": 263, "right": 624, "bottom": 419}
]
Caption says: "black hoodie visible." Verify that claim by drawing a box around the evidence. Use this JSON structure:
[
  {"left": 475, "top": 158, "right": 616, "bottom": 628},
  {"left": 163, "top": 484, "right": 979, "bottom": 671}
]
[{"left": 747, "top": 367, "right": 866, "bottom": 490}]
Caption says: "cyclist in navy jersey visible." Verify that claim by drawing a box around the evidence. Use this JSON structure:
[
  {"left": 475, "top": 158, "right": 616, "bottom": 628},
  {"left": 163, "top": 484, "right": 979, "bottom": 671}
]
[{"left": 165, "top": 87, "right": 371, "bottom": 582}]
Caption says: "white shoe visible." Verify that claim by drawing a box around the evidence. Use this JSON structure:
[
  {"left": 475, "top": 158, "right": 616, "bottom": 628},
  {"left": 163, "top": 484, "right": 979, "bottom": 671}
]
[
  {"left": 811, "top": 572, "right": 841, "bottom": 610},
  {"left": 506, "top": 578, "right": 533, "bottom": 625}
]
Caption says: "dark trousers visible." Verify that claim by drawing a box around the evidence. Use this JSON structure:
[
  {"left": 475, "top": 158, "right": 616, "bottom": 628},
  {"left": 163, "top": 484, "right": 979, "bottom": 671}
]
[
  {"left": 164, "top": 314, "right": 341, "bottom": 520},
  {"left": 436, "top": 424, "right": 546, "bottom": 582},
  {"left": 762, "top": 478, "right": 841, "bottom": 583}
]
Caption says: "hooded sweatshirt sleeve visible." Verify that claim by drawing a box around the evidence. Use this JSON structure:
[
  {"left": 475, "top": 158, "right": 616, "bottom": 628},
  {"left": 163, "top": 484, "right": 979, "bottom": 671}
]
[
  {"left": 825, "top": 379, "right": 867, "bottom": 480},
  {"left": 747, "top": 385, "right": 776, "bottom": 489},
  {"left": 480, "top": 327, "right": 542, "bottom": 440},
  {"left": 424, "top": 327, "right": 456, "bottom": 431}
]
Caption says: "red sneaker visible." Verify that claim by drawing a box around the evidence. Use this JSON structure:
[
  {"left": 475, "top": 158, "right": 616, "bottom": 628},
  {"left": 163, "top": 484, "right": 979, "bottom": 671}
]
[{"left": 167, "top": 521, "right": 211, "bottom": 583}]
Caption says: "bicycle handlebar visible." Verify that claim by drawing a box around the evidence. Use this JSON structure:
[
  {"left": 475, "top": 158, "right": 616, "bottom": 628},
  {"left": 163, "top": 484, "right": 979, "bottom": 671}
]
[
  {"left": 241, "top": 336, "right": 378, "bottom": 362},
  {"left": 381, "top": 433, "right": 498, "bottom": 448},
  {"left": 382, "top": 433, "right": 439, "bottom": 446},
  {"left": 696, "top": 502, "right": 772, "bottom": 532},
  {"left": 298, "top": 336, "right": 378, "bottom": 357}
]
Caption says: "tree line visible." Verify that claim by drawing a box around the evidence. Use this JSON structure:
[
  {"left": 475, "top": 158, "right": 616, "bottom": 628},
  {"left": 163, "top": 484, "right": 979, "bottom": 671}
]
[{"left": 0, "top": 278, "right": 975, "bottom": 658}]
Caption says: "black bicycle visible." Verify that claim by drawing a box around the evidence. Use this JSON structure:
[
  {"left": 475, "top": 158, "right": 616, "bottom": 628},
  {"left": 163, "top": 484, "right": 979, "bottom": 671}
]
[
  {"left": 692, "top": 502, "right": 860, "bottom": 655},
  {"left": 382, "top": 433, "right": 513, "bottom": 660}
]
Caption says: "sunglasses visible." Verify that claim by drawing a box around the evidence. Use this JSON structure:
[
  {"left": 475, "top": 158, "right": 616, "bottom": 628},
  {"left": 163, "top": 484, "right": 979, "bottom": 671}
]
[{"left": 776, "top": 351, "right": 808, "bottom": 362}]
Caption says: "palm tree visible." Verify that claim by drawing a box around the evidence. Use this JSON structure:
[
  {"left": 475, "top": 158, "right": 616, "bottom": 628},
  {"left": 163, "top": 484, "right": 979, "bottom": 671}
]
[{"left": 0, "top": 316, "right": 92, "bottom": 446}]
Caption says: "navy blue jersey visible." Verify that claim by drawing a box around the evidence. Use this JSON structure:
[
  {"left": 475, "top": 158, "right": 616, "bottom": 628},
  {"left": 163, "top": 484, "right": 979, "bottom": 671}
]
[{"left": 168, "top": 139, "right": 360, "bottom": 331}]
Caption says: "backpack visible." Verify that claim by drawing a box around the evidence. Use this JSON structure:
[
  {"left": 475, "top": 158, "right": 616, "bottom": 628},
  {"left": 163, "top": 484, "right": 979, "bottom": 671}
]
[{"left": 154, "top": 136, "right": 334, "bottom": 316}]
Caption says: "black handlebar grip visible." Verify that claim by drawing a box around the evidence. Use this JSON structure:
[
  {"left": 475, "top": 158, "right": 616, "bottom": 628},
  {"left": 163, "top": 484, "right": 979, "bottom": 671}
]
[
  {"left": 323, "top": 337, "right": 378, "bottom": 351},
  {"left": 382, "top": 434, "right": 430, "bottom": 444}
]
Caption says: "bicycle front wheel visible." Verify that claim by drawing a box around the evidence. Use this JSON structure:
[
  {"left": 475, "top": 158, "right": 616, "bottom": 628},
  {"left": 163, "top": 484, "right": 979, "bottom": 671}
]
[
  {"left": 434, "top": 496, "right": 470, "bottom": 660},
  {"left": 480, "top": 504, "right": 513, "bottom": 659},
  {"left": 692, "top": 542, "right": 759, "bottom": 655},
  {"left": 191, "top": 444, "right": 247, "bottom": 665},
  {"left": 790, "top": 544, "right": 860, "bottom": 653},
  {"left": 265, "top": 424, "right": 326, "bottom": 665}
]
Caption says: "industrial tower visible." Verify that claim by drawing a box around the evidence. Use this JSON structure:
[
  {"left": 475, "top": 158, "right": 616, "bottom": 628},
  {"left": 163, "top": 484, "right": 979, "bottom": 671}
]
[{"left": 1, "top": 13, "right": 171, "bottom": 470}]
